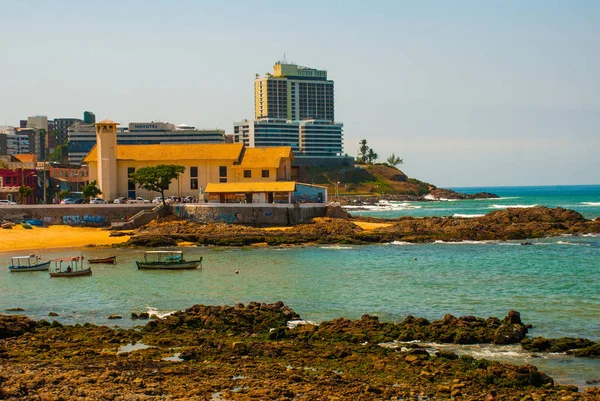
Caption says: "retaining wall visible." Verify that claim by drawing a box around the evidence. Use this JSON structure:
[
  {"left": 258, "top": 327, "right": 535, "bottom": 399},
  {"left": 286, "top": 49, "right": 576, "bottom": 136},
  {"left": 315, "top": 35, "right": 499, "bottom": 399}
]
[
  {"left": 1, "top": 203, "right": 330, "bottom": 227},
  {"left": 0, "top": 204, "right": 154, "bottom": 227},
  {"left": 173, "top": 203, "right": 328, "bottom": 226}
]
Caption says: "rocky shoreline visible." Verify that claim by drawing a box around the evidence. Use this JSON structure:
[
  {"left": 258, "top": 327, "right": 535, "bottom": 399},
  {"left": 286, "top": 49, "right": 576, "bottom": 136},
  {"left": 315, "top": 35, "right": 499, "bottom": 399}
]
[
  {"left": 334, "top": 189, "right": 499, "bottom": 205},
  {"left": 122, "top": 206, "right": 600, "bottom": 248},
  {"left": 2, "top": 303, "right": 599, "bottom": 400}
]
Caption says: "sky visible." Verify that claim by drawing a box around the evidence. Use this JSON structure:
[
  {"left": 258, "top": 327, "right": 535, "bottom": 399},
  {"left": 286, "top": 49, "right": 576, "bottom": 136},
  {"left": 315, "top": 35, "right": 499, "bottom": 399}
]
[{"left": 1, "top": 0, "right": 599, "bottom": 187}]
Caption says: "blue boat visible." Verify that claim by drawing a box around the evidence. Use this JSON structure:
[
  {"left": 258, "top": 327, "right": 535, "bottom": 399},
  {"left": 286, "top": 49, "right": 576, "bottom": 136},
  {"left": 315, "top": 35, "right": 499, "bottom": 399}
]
[
  {"left": 9, "top": 255, "right": 51, "bottom": 272},
  {"left": 26, "top": 219, "right": 43, "bottom": 226}
]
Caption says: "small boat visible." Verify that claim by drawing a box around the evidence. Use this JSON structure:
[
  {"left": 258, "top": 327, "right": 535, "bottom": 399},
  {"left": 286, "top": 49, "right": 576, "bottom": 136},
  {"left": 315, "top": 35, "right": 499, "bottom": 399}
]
[
  {"left": 21, "top": 220, "right": 33, "bottom": 229},
  {"left": 1, "top": 221, "right": 15, "bottom": 229},
  {"left": 88, "top": 255, "right": 117, "bottom": 264},
  {"left": 49, "top": 256, "right": 92, "bottom": 278},
  {"left": 136, "top": 251, "right": 202, "bottom": 270},
  {"left": 9, "top": 255, "right": 51, "bottom": 272},
  {"left": 26, "top": 219, "right": 43, "bottom": 226}
]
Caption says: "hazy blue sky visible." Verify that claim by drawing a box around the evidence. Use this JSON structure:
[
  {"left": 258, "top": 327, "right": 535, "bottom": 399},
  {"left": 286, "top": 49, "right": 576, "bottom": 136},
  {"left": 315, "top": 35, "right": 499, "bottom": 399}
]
[{"left": 2, "top": 1, "right": 598, "bottom": 186}]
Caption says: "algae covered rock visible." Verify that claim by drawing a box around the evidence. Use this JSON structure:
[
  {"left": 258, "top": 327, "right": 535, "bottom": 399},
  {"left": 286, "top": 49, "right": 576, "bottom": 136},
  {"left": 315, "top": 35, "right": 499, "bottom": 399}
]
[
  {"left": 144, "top": 301, "right": 300, "bottom": 335},
  {"left": 0, "top": 315, "right": 37, "bottom": 339}
]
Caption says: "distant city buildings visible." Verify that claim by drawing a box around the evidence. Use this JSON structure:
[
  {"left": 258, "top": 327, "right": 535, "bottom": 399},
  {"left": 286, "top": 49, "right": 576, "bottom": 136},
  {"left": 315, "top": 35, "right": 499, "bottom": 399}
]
[
  {"left": 67, "top": 121, "right": 226, "bottom": 165},
  {"left": 235, "top": 62, "right": 346, "bottom": 162},
  {"left": 254, "top": 62, "right": 335, "bottom": 121}
]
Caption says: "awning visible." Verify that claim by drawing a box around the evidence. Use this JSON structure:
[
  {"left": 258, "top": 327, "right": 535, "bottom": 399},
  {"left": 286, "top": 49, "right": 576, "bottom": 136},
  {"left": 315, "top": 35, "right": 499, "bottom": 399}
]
[{"left": 205, "top": 181, "right": 296, "bottom": 194}]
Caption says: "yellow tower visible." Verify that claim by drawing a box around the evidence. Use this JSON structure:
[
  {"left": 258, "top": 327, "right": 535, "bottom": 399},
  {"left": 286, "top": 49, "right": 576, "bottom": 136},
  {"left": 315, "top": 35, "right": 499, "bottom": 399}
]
[{"left": 94, "top": 120, "right": 119, "bottom": 201}]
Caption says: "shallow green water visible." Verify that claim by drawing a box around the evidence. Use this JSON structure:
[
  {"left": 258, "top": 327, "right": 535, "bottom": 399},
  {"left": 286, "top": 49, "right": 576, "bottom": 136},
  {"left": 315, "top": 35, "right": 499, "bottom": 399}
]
[{"left": 2, "top": 235, "right": 599, "bottom": 387}]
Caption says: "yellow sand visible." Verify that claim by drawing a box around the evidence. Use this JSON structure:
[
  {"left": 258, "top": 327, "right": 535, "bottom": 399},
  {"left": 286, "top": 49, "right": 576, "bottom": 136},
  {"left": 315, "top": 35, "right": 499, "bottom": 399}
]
[
  {"left": 354, "top": 221, "right": 393, "bottom": 230},
  {"left": 0, "top": 225, "right": 131, "bottom": 253},
  {"left": 264, "top": 221, "right": 392, "bottom": 231}
]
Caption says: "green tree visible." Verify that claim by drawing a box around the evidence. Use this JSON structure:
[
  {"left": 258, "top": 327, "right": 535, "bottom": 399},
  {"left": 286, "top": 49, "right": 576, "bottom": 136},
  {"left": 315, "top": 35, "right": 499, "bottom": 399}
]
[
  {"left": 82, "top": 180, "right": 102, "bottom": 200},
  {"left": 130, "top": 164, "right": 186, "bottom": 207},
  {"left": 49, "top": 143, "right": 68, "bottom": 163},
  {"left": 18, "top": 185, "right": 33, "bottom": 204},
  {"left": 386, "top": 153, "right": 403, "bottom": 167},
  {"left": 358, "top": 139, "right": 369, "bottom": 164},
  {"left": 367, "top": 149, "right": 378, "bottom": 164},
  {"left": 57, "top": 190, "right": 71, "bottom": 200}
]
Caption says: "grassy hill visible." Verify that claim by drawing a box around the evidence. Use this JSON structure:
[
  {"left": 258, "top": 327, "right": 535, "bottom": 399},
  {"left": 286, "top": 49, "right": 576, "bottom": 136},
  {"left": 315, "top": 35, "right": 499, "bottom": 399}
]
[{"left": 305, "top": 163, "right": 434, "bottom": 196}]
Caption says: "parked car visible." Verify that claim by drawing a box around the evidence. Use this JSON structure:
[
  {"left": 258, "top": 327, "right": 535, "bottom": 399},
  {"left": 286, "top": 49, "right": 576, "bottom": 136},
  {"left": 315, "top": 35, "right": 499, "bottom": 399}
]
[
  {"left": 90, "top": 198, "right": 107, "bottom": 204},
  {"left": 152, "top": 197, "right": 163, "bottom": 204},
  {"left": 60, "top": 198, "right": 77, "bottom": 204},
  {"left": 128, "top": 197, "right": 150, "bottom": 204},
  {"left": 74, "top": 198, "right": 89, "bottom": 204},
  {"left": 113, "top": 197, "right": 127, "bottom": 204},
  {"left": 0, "top": 200, "right": 17, "bottom": 205}
]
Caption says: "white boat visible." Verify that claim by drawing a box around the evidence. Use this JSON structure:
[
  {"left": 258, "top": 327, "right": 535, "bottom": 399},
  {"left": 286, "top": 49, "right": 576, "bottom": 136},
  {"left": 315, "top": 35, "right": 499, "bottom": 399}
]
[
  {"left": 136, "top": 251, "right": 202, "bottom": 270},
  {"left": 49, "top": 256, "right": 92, "bottom": 278},
  {"left": 9, "top": 255, "right": 50, "bottom": 272}
]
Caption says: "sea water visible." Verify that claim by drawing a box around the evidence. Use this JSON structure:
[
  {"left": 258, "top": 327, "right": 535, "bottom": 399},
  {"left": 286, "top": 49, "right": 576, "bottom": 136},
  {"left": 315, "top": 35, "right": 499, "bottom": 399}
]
[
  {"left": 346, "top": 185, "right": 600, "bottom": 220},
  {"left": 1, "top": 185, "right": 599, "bottom": 387}
]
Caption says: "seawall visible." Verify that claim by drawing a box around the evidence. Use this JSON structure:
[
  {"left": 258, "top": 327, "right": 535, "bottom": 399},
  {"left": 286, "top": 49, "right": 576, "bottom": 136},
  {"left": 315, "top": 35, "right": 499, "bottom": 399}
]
[{"left": 1, "top": 203, "right": 330, "bottom": 227}]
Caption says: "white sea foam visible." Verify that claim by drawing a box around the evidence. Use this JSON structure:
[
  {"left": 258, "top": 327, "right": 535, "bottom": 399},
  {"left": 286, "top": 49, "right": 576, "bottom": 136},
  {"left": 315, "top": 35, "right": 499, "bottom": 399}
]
[
  {"left": 433, "top": 240, "right": 492, "bottom": 245},
  {"left": 146, "top": 307, "right": 177, "bottom": 319},
  {"left": 491, "top": 204, "right": 538, "bottom": 209},
  {"left": 452, "top": 213, "right": 485, "bottom": 218},
  {"left": 581, "top": 202, "right": 600, "bottom": 206},
  {"left": 345, "top": 202, "right": 423, "bottom": 212},
  {"left": 320, "top": 245, "right": 354, "bottom": 250},
  {"left": 287, "top": 320, "right": 317, "bottom": 329},
  {"left": 556, "top": 241, "right": 591, "bottom": 247},
  {"left": 388, "top": 241, "right": 412, "bottom": 246}
]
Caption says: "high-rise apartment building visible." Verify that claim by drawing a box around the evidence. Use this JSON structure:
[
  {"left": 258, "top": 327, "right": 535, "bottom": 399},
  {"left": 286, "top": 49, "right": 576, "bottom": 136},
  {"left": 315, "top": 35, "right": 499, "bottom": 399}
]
[{"left": 254, "top": 63, "right": 335, "bottom": 122}]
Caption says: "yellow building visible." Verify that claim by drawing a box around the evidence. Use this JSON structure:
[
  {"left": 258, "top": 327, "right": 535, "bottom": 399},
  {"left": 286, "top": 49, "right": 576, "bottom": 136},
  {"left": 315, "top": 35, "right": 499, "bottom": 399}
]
[{"left": 83, "top": 120, "right": 293, "bottom": 202}]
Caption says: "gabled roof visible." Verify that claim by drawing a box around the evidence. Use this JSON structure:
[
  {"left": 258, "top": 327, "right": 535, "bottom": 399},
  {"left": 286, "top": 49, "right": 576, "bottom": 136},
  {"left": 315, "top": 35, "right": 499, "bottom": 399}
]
[
  {"left": 233, "top": 147, "right": 293, "bottom": 169},
  {"left": 84, "top": 143, "right": 244, "bottom": 163},
  {"left": 205, "top": 181, "right": 296, "bottom": 193},
  {"left": 13, "top": 154, "right": 37, "bottom": 163}
]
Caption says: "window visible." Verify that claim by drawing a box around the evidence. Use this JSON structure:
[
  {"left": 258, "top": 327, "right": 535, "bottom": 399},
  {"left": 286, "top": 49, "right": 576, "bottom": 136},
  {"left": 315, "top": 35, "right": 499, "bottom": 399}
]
[
  {"left": 127, "top": 167, "right": 136, "bottom": 191},
  {"left": 219, "top": 166, "right": 227, "bottom": 183},
  {"left": 190, "top": 166, "right": 198, "bottom": 189},
  {"left": 244, "top": 170, "right": 251, "bottom": 178},
  {"left": 262, "top": 170, "right": 269, "bottom": 178}
]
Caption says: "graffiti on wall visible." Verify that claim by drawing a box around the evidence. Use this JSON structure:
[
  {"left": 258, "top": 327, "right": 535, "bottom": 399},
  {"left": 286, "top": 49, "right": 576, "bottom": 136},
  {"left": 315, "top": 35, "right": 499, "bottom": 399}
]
[{"left": 62, "top": 215, "right": 104, "bottom": 225}]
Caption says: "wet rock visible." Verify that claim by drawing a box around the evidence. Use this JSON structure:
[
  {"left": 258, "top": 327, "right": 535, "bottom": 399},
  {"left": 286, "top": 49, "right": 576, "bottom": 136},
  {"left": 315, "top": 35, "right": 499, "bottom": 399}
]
[
  {"left": 522, "top": 337, "right": 595, "bottom": 353},
  {"left": 0, "top": 315, "right": 37, "bottom": 339},
  {"left": 48, "top": 312, "right": 59, "bottom": 317},
  {"left": 5, "top": 308, "right": 24, "bottom": 312},
  {"left": 567, "top": 343, "right": 600, "bottom": 357},
  {"left": 107, "top": 315, "right": 122, "bottom": 320}
]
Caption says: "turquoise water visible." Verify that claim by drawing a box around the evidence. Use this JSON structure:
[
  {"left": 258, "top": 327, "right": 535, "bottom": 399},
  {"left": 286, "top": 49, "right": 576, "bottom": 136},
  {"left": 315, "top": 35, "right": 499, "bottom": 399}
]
[
  {"left": 346, "top": 185, "right": 600, "bottom": 219},
  {"left": 1, "top": 185, "right": 599, "bottom": 387}
]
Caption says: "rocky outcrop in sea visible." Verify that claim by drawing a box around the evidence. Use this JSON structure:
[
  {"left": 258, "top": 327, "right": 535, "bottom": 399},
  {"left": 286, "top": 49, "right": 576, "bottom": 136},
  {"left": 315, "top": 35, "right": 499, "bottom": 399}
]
[{"left": 1, "top": 304, "right": 599, "bottom": 400}]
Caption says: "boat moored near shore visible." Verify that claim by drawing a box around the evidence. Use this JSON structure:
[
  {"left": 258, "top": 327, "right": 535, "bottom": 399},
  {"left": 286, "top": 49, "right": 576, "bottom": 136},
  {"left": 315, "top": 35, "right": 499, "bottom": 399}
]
[
  {"left": 49, "top": 256, "right": 92, "bottom": 277},
  {"left": 136, "top": 251, "right": 202, "bottom": 270},
  {"left": 8, "top": 255, "right": 50, "bottom": 272}
]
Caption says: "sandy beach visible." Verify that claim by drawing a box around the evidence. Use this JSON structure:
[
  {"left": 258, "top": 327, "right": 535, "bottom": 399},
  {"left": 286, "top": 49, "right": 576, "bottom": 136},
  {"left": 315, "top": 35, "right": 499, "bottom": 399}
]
[{"left": 0, "top": 225, "right": 130, "bottom": 253}]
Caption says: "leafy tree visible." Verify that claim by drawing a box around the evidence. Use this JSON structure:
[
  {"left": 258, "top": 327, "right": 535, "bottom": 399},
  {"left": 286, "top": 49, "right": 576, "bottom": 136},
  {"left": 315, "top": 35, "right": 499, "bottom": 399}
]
[
  {"left": 130, "top": 164, "right": 186, "bottom": 207},
  {"left": 18, "top": 185, "right": 33, "bottom": 204},
  {"left": 57, "top": 190, "right": 71, "bottom": 200},
  {"left": 358, "top": 139, "right": 369, "bottom": 164},
  {"left": 367, "top": 149, "right": 378, "bottom": 164},
  {"left": 49, "top": 143, "right": 68, "bottom": 163},
  {"left": 82, "top": 180, "right": 102, "bottom": 200},
  {"left": 386, "top": 153, "right": 403, "bottom": 167}
]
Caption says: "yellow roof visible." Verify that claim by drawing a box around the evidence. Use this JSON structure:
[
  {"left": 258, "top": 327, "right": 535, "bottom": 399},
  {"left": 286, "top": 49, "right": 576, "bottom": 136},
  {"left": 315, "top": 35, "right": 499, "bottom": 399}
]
[
  {"left": 205, "top": 181, "right": 296, "bottom": 193},
  {"left": 13, "top": 154, "right": 37, "bottom": 163},
  {"left": 84, "top": 143, "right": 244, "bottom": 162},
  {"left": 234, "top": 147, "right": 293, "bottom": 169}
]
